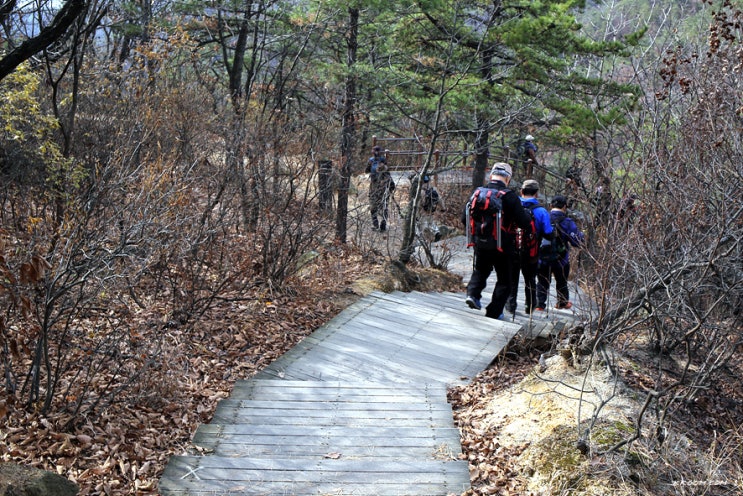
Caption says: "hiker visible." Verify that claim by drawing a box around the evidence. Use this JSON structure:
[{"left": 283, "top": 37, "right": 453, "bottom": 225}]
[
  {"left": 366, "top": 146, "right": 390, "bottom": 230},
  {"left": 506, "top": 179, "right": 554, "bottom": 315},
  {"left": 463, "top": 163, "right": 532, "bottom": 320},
  {"left": 369, "top": 162, "right": 395, "bottom": 231},
  {"left": 420, "top": 175, "right": 442, "bottom": 241},
  {"left": 536, "top": 195, "right": 585, "bottom": 311},
  {"left": 366, "top": 145, "right": 387, "bottom": 179},
  {"left": 523, "top": 134, "right": 539, "bottom": 179}
]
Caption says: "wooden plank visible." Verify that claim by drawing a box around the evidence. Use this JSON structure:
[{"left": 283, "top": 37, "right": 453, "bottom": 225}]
[
  {"left": 193, "top": 426, "right": 463, "bottom": 456},
  {"left": 255, "top": 340, "right": 488, "bottom": 386},
  {"left": 298, "top": 332, "right": 487, "bottom": 377},
  {"left": 211, "top": 399, "right": 453, "bottom": 415},
  {"left": 159, "top": 477, "right": 470, "bottom": 496},
  {"left": 209, "top": 398, "right": 453, "bottom": 412},
  {"left": 304, "top": 320, "right": 505, "bottom": 362},
  {"left": 357, "top": 302, "right": 491, "bottom": 331},
  {"left": 162, "top": 455, "right": 471, "bottom": 482},
  {"left": 229, "top": 380, "right": 448, "bottom": 400},
  {"left": 204, "top": 415, "right": 447, "bottom": 429},
  {"left": 255, "top": 308, "right": 518, "bottom": 384},
  {"left": 194, "top": 424, "right": 462, "bottom": 441},
  {"left": 185, "top": 441, "right": 459, "bottom": 460},
  {"left": 259, "top": 335, "right": 462, "bottom": 381},
  {"left": 254, "top": 294, "right": 518, "bottom": 379},
  {"left": 210, "top": 404, "right": 456, "bottom": 425},
  {"left": 329, "top": 310, "right": 507, "bottom": 342},
  {"left": 365, "top": 291, "right": 502, "bottom": 329},
  {"left": 257, "top": 349, "right": 432, "bottom": 384},
  {"left": 191, "top": 432, "right": 462, "bottom": 453}
]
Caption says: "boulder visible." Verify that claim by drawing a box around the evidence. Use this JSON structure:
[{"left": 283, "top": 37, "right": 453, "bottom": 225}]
[{"left": 0, "top": 463, "right": 78, "bottom": 496}]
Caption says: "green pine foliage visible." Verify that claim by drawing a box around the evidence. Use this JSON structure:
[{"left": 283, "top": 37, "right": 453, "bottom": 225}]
[{"left": 348, "top": 0, "right": 642, "bottom": 156}]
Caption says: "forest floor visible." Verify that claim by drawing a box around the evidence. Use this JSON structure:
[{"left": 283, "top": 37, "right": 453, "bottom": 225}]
[{"left": 2, "top": 239, "right": 742, "bottom": 495}]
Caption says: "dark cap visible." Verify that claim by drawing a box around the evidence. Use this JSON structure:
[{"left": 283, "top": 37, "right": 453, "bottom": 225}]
[{"left": 551, "top": 195, "right": 567, "bottom": 208}]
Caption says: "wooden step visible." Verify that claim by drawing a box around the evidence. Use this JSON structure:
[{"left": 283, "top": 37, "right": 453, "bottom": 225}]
[{"left": 160, "top": 456, "right": 471, "bottom": 495}]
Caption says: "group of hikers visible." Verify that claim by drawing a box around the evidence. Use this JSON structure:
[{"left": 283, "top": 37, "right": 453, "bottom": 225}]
[
  {"left": 365, "top": 145, "right": 441, "bottom": 236},
  {"left": 464, "top": 160, "right": 585, "bottom": 320},
  {"left": 363, "top": 138, "right": 586, "bottom": 320}
]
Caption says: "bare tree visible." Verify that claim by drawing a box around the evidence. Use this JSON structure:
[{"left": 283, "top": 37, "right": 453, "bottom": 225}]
[
  {"left": 570, "top": 0, "right": 743, "bottom": 456},
  {"left": 0, "top": 0, "right": 87, "bottom": 81}
]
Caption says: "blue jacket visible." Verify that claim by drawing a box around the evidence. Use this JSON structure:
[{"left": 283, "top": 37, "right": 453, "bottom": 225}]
[
  {"left": 366, "top": 155, "right": 387, "bottom": 180},
  {"left": 521, "top": 197, "right": 553, "bottom": 239},
  {"left": 549, "top": 209, "right": 585, "bottom": 266}
]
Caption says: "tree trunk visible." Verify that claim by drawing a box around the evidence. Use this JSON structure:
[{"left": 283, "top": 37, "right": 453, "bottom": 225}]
[{"left": 335, "top": 7, "right": 358, "bottom": 243}]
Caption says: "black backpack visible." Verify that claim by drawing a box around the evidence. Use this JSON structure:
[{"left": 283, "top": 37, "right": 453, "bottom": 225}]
[
  {"left": 539, "top": 221, "right": 567, "bottom": 263},
  {"left": 422, "top": 187, "right": 440, "bottom": 212},
  {"left": 467, "top": 187, "right": 508, "bottom": 251},
  {"left": 516, "top": 204, "right": 540, "bottom": 263}
]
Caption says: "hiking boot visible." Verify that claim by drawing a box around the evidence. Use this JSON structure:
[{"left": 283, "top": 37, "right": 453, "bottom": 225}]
[
  {"left": 555, "top": 302, "right": 573, "bottom": 310},
  {"left": 465, "top": 296, "right": 481, "bottom": 310}
]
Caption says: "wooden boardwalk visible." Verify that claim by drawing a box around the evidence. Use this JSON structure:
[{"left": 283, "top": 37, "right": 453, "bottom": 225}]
[{"left": 160, "top": 284, "right": 581, "bottom": 495}]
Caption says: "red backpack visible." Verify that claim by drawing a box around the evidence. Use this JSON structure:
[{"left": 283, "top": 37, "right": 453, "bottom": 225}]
[
  {"left": 467, "top": 187, "right": 508, "bottom": 251},
  {"left": 516, "top": 204, "right": 540, "bottom": 262}
]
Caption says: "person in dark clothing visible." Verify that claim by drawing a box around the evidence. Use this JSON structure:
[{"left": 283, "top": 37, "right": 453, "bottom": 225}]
[
  {"left": 523, "top": 135, "right": 539, "bottom": 179},
  {"left": 464, "top": 163, "right": 532, "bottom": 320},
  {"left": 368, "top": 162, "right": 395, "bottom": 231},
  {"left": 536, "top": 195, "right": 585, "bottom": 310},
  {"left": 507, "top": 179, "right": 554, "bottom": 315},
  {"left": 366, "top": 145, "right": 386, "bottom": 178},
  {"left": 366, "top": 146, "right": 391, "bottom": 230}
]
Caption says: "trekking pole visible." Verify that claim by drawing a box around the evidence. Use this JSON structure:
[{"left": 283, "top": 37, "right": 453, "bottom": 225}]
[{"left": 496, "top": 211, "right": 502, "bottom": 251}]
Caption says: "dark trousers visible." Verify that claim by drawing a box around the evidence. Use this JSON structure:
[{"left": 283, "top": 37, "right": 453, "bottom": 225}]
[
  {"left": 508, "top": 258, "right": 539, "bottom": 312},
  {"left": 466, "top": 249, "right": 513, "bottom": 319},
  {"left": 370, "top": 199, "right": 389, "bottom": 229},
  {"left": 537, "top": 261, "right": 571, "bottom": 308}
]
